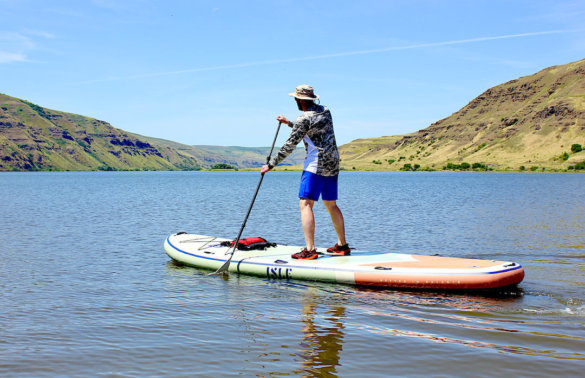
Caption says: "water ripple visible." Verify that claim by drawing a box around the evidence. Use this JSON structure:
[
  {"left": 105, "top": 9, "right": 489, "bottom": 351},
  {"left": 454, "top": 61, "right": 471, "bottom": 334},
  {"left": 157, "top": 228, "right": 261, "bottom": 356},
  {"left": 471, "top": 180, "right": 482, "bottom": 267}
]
[{"left": 1, "top": 171, "right": 585, "bottom": 376}]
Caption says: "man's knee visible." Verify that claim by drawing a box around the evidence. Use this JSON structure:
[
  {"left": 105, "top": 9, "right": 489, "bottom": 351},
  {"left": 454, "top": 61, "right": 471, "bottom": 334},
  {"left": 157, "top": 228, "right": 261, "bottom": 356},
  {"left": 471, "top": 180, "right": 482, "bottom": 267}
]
[
  {"left": 300, "top": 198, "right": 314, "bottom": 209},
  {"left": 323, "top": 200, "right": 338, "bottom": 211}
]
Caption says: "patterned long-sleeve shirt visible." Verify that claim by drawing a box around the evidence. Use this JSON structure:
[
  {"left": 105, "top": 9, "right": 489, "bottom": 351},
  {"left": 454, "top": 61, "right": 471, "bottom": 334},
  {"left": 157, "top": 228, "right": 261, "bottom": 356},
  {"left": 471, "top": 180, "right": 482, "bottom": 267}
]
[{"left": 269, "top": 104, "right": 340, "bottom": 176}]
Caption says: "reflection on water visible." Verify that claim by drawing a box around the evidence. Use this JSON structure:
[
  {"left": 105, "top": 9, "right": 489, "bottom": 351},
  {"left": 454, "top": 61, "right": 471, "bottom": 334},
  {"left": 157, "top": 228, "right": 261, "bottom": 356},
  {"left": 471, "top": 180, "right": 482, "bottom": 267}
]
[{"left": 296, "top": 290, "right": 346, "bottom": 376}]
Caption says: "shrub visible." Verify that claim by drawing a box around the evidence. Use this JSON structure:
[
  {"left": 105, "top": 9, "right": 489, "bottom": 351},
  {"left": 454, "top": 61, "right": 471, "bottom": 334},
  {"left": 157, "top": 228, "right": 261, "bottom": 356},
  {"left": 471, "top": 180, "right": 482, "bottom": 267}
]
[
  {"left": 212, "top": 163, "right": 236, "bottom": 169},
  {"left": 472, "top": 162, "right": 487, "bottom": 170},
  {"left": 519, "top": 166, "right": 526, "bottom": 171},
  {"left": 571, "top": 144, "right": 583, "bottom": 153},
  {"left": 530, "top": 166, "right": 539, "bottom": 171},
  {"left": 400, "top": 163, "right": 421, "bottom": 171},
  {"left": 443, "top": 162, "right": 477, "bottom": 171},
  {"left": 561, "top": 152, "right": 570, "bottom": 161}
]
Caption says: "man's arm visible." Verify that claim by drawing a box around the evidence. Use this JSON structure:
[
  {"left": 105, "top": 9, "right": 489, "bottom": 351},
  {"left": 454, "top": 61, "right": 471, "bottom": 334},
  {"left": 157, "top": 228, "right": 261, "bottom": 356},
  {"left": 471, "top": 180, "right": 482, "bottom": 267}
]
[{"left": 262, "top": 115, "right": 309, "bottom": 173}]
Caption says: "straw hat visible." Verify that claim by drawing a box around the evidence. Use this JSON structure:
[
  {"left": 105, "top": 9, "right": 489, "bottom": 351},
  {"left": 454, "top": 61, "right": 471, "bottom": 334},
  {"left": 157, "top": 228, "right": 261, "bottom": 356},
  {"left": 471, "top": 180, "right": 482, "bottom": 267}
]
[{"left": 289, "top": 84, "right": 319, "bottom": 101}]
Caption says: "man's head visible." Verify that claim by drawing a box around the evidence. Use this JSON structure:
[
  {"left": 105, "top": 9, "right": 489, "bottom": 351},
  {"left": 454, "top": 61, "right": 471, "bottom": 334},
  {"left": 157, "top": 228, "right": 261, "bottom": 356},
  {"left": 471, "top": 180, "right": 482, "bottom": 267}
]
[
  {"left": 289, "top": 84, "right": 319, "bottom": 111},
  {"left": 289, "top": 84, "right": 319, "bottom": 101}
]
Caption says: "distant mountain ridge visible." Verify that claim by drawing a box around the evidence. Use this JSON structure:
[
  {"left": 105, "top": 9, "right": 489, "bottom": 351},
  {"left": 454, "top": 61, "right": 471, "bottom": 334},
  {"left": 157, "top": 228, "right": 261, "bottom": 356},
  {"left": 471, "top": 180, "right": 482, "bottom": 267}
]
[
  {"left": 194, "top": 145, "right": 305, "bottom": 168},
  {"left": 130, "top": 133, "right": 306, "bottom": 168},
  {"left": 340, "top": 58, "right": 585, "bottom": 171}
]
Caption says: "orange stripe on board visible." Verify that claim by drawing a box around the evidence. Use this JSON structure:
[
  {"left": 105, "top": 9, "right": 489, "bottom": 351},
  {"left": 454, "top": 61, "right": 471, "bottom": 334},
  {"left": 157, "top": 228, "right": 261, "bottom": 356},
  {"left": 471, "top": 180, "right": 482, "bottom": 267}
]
[{"left": 354, "top": 267, "right": 524, "bottom": 290}]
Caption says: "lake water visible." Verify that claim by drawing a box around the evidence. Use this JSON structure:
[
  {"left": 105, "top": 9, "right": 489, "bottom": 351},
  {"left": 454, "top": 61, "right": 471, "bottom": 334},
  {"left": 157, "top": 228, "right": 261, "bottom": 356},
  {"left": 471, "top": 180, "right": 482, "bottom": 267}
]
[{"left": 1, "top": 171, "right": 584, "bottom": 376}]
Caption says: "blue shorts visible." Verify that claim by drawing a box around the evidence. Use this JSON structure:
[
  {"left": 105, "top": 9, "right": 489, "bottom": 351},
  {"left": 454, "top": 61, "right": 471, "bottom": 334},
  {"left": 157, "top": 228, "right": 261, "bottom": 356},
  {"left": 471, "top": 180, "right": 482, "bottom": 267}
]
[{"left": 299, "top": 171, "right": 338, "bottom": 201}]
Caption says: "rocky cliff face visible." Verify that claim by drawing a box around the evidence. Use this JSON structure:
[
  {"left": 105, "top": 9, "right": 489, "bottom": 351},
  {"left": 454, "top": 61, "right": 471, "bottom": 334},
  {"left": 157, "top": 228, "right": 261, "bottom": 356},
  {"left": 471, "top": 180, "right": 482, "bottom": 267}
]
[
  {"left": 0, "top": 94, "right": 201, "bottom": 171},
  {"left": 340, "top": 58, "right": 585, "bottom": 171}
]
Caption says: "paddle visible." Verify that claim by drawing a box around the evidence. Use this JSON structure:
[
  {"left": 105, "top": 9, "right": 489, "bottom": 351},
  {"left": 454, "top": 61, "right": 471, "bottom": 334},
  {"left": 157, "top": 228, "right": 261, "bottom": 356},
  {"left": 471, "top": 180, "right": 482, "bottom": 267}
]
[{"left": 212, "top": 121, "right": 283, "bottom": 274}]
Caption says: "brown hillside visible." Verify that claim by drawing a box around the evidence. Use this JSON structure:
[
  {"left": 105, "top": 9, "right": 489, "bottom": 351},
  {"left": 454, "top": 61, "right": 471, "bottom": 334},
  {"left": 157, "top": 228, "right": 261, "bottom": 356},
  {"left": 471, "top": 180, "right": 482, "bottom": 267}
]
[{"left": 340, "top": 58, "right": 585, "bottom": 171}]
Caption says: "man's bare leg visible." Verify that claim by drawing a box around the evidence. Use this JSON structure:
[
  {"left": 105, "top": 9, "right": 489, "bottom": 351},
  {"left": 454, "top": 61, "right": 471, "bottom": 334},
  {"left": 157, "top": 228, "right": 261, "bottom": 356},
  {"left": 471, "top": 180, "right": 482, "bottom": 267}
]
[
  {"left": 299, "top": 198, "right": 316, "bottom": 250},
  {"left": 323, "top": 200, "right": 347, "bottom": 246}
]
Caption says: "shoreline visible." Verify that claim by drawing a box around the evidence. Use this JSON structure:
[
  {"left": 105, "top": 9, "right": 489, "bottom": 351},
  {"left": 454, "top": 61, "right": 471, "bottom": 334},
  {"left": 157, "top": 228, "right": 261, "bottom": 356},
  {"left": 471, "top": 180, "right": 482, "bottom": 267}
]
[{"left": 1, "top": 167, "right": 583, "bottom": 173}]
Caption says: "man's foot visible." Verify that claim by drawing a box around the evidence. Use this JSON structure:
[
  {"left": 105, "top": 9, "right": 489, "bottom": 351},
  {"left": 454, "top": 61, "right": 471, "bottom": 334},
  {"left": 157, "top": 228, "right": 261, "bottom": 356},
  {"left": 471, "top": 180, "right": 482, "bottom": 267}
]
[
  {"left": 327, "top": 243, "right": 351, "bottom": 256},
  {"left": 291, "top": 248, "right": 319, "bottom": 260}
]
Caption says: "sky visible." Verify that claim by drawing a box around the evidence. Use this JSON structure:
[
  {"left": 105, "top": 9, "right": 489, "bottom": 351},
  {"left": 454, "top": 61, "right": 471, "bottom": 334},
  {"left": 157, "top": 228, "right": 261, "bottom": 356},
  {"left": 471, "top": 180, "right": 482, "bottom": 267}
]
[{"left": 1, "top": 0, "right": 585, "bottom": 147}]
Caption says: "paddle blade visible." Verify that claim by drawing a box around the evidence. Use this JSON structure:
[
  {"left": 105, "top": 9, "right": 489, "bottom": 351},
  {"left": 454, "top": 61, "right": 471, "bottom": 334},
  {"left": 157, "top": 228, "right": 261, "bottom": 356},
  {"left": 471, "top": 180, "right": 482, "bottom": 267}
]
[
  {"left": 210, "top": 247, "right": 235, "bottom": 275},
  {"left": 213, "top": 258, "right": 232, "bottom": 274}
]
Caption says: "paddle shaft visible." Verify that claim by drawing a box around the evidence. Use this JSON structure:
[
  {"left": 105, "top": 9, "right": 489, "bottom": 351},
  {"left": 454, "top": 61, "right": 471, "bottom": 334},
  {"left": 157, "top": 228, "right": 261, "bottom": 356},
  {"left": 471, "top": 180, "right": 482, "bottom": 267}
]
[{"left": 214, "top": 122, "right": 282, "bottom": 273}]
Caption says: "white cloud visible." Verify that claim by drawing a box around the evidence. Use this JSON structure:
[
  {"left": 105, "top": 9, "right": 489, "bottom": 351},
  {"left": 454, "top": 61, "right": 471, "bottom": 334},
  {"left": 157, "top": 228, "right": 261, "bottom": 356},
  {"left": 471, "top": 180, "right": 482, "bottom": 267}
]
[
  {"left": 0, "top": 31, "right": 35, "bottom": 48},
  {"left": 0, "top": 51, "right": 27, "bottom": 63},
  {"left": 0, "top": 30, "right": 54, "bottom": 64},
  {"left": 70, "top": 29, "right": 581, "bottom": 84},
  {"left": 23, "top": 29, "right": 56, "bottom": 39},
  {"left": 0, "top": 32, "right": 31, "bottom": 63}
]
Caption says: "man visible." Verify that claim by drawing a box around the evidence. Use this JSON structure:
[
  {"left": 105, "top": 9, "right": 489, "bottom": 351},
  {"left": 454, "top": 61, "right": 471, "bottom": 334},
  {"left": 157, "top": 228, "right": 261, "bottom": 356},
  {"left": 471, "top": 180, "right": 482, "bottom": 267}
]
[{"left": 261, "top": 84, "right": 350, "bottom": 260}]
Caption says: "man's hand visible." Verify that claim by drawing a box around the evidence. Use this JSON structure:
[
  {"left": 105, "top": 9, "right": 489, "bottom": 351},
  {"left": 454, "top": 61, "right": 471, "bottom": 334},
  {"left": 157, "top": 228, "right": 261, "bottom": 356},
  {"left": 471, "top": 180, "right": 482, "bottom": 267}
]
[
  {"left": 261, "top": 164, "right": 271, "bottom": 175},
  {"left": 276, "top": 115, "right": 290, "bottom": 125}
]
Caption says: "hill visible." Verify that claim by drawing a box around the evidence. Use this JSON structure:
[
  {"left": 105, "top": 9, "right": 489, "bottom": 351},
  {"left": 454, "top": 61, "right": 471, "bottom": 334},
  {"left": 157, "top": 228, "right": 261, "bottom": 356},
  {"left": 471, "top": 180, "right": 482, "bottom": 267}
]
[
  {"left": 339, "top": 58, "right": 585, "bottom": 171},
  {"left": 0, "top": 93, "right": 201, "bottom": 171},
  {"left": 130, "top": 132, "right": 305, "bottom": 168},
  {"left": 193, "top": 145, "right": 305, "bottom": 168}
]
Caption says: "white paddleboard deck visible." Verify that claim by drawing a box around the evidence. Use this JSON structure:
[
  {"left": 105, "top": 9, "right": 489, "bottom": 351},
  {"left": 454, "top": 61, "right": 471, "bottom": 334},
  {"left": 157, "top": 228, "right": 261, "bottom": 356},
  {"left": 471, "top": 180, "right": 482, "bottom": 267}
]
[{"left": 164, "top": 233, "right": 524, "bottom": 290}]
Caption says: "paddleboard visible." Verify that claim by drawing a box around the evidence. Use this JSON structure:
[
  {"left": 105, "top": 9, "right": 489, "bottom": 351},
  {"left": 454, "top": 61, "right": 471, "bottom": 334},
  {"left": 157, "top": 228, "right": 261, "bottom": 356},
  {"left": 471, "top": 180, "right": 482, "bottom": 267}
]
[{"left": 164, "top": 233, "right": 524, "bottom": 290}]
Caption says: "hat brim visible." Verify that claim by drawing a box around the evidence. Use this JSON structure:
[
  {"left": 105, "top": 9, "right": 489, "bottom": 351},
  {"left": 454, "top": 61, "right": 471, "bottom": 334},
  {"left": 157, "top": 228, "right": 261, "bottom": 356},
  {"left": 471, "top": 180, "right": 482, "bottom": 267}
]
[{"left": 289, "top": 92, "right": 319, "bottom": 101}]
